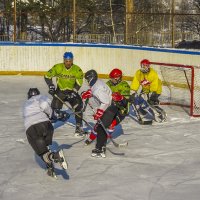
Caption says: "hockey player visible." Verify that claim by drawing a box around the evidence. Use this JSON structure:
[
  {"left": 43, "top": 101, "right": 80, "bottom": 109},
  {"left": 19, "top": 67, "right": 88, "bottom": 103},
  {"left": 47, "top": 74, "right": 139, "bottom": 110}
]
[
  {"left": 23, "top": 88, "right": 68, "bottom": 178},
  {"left": 106, "top": 68, "right": 130, "bottom": 96},
  {"left": 128, "top": 59, "right": 166, "bottom": 122},
  {"left": 106, "top": 68, "right": 130, "bottom": 132},
  {"left": 81, "top": 69, "right": 126, "bottom": 158},
  {"left": 83, "top": 68, "right": 130, "bottom": 145},
  {"left": 130, "top": 59, "right": 162, "bottom": 105},
  {"left": 44, "top": 52, "right": 85, "bottom": 137}
]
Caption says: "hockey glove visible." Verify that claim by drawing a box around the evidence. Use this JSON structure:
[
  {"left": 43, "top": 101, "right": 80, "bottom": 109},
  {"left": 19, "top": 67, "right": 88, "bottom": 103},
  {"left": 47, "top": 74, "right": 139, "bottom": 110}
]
[
  {"left": 129, "top": 92, "right": 138, "bottom": 103},
  {"left": 66, "top": 91, "right": 77, "bottom": 99},
  {"left": 58, "top": 111, "right": 70, "bottom": 122},
  {"left": 112, "top": 92, "right": 124, "bottom": 102},
  {"left": 51, "top": 110, "right": 70, "bottom": 122},
  {"left": 48, "top": 84, "right": 56, "bottom": 96},
  {"left": 93, "top": 109, "right": 104, "bottom": 120},
  {"left": 81, "top": 89, "right": 92, "bottom": 100}
]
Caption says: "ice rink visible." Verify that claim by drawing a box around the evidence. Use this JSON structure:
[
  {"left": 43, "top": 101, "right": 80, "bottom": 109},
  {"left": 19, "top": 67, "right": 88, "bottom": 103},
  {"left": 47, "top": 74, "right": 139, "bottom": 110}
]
[{"left": 1, "top": 75, "right": 200, "bottom": 200}]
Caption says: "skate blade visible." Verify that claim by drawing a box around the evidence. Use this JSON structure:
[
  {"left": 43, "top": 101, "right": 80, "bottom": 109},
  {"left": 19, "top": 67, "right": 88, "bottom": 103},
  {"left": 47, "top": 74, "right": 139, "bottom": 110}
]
[
  {"left": 74, "top": 133, "right": 85, "bottom": 138},
  {"left": 47, "top": 171, "right": 58, "bottom": 179},
  {"left": 91, "top": 153, "right": 106, "bottom": 158},
  {"left": 51, "top": 173, "right": 58, "bottom": 179},
  {"left": 59, "top": 149, "right": 68, "bottom": 170}
]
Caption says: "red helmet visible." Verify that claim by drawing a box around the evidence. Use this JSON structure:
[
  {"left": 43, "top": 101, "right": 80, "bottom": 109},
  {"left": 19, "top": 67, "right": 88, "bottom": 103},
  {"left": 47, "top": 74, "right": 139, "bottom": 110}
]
[
  {"left": 140, "top": 59, "right": 150, "bottom": 67},
  {"left": 109, "top": 68, "right": 122, "bottom": 79},
  {"left": 140, "top": 59, "right": 150, "bottom": 73}
]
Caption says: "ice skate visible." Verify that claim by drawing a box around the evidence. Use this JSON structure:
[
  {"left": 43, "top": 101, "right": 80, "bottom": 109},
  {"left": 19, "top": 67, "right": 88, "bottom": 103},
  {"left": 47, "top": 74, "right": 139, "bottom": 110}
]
[
  {"left": 53, "top": 149, "right": 68, "bottom": 170},
  {"left": 74, "top": 126, "right": 85, "bottom": 137},
  {"left": 91, "top": 147, "right": 106, "bottom": 158},
  {"left": 84, "top": 138, "right": 93, "bottom": 145},
  {"left": 46, "top": 163, "right": 57, "bottom": 179}
]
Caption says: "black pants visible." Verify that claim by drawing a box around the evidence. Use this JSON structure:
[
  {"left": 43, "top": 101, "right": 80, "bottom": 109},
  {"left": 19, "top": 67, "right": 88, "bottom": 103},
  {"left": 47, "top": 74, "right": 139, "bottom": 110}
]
[
  {"left": 51, "top": 88, "right": 83, "bottom": 126},
  {"left": 95, "top": 104, "right": 126, "bottom": 150},
  {"left": 147, "top": 93, "right": 160, "bottom": 104},
  {"left": 26, "top": 121, "right": 54, "bottom": 156}
]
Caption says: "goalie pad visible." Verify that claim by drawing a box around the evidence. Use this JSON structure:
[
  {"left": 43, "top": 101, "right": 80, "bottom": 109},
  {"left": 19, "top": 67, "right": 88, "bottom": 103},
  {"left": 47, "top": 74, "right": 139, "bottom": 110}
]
[{"left": 133, "top": 94, "right": 154, "bottom": 116}]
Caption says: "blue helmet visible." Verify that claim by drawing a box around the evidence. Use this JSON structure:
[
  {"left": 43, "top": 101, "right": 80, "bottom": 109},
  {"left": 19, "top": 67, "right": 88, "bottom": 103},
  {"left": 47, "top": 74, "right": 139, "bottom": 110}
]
[{"left": 63, "top": 52, "right": 73, "bottom": 60}]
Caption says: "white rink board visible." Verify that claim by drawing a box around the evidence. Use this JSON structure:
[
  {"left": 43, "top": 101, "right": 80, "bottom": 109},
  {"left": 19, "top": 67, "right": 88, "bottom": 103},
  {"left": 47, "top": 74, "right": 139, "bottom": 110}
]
[{"left": 0, "top": 42, "right": 199, "bottom": 76}]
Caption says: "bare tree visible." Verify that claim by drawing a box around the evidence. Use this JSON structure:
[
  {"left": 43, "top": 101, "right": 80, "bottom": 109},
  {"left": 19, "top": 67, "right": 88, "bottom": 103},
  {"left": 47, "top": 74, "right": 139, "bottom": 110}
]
[{"left": 178, "top": 0, "right": 200, "bottom": 39}]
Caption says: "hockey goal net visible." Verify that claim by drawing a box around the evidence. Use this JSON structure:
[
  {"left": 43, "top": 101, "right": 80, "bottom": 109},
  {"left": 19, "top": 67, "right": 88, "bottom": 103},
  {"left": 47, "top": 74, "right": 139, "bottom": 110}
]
[{"left": 150, "top": 62, "right": 200, "bottom": 117}]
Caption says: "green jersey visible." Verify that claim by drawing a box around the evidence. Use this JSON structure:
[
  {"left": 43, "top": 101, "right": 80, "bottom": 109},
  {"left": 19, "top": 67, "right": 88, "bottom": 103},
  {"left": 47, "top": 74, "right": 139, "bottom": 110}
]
[
  {"left": 45, "top": 63, "right": 83, "bottom": 91},
  {"left": 106, "top": 80, "right": 130, "bottom": 116},
  {"left": 106, "top": 80, "right": 130, "bottom": 96}
]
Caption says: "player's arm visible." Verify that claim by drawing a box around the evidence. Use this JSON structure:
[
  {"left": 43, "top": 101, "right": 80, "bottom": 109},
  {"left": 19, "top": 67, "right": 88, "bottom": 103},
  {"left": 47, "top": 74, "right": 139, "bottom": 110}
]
[
  {"left": 39, "top": 96, "right": 53, "bottom": 118},
  {"left": 74, "top": 67, "right": 84, "bottom": 92},
  {"left": 44, "top": 65, "right": 58, "bottom": 86},
  {"left": 44, "top": 65, "right": 59, "bottom": 95},
  {"left": 130, "top": 71, "right": 140, "bottom": 92}
]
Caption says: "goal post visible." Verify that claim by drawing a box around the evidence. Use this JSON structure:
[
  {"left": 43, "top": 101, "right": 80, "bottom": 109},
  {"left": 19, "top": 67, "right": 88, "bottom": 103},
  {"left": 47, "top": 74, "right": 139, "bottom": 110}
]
[{"left": 150, "top": 62, "right": 200, "bottom": 117}]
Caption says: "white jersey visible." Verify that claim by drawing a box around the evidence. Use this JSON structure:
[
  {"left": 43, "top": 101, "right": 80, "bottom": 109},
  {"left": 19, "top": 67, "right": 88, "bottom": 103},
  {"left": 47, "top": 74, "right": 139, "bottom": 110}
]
[
  {"left": 91, "top": 79, "right": 112, "bottom": 111},
  {"left": 23, "top": 95, "right": 52, "bottom": 131}
]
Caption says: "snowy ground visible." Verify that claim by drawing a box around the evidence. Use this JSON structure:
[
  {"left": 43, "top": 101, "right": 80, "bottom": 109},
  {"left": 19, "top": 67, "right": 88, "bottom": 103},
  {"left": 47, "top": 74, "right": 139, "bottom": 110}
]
[{"left": 1, "top": 76, "right": 200, "bottom": 200}]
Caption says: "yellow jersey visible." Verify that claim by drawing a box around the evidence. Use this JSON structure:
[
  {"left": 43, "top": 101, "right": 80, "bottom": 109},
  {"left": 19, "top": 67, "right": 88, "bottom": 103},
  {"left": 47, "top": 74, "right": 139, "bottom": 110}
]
[{"left": 130, "top": 68, "right": 162, "bottom": 94}]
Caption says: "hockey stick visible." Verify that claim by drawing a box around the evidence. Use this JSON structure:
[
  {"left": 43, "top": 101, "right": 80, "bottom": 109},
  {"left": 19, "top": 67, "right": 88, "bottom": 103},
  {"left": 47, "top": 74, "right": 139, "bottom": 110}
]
[
  {"left": 82, "top": 98, "right": 89, "bottom": 112},
  {"left": 123, "top": 94, "right": 152, "bottom": 124},
  {"left": 55, "top": 94, "right": 127, "bottom": 148},
  {"left": 87, "top": 101, "right": 128, "bottom": 148},
  {"left": 54, "top": 94, "right": 92, "bottom": 131}
]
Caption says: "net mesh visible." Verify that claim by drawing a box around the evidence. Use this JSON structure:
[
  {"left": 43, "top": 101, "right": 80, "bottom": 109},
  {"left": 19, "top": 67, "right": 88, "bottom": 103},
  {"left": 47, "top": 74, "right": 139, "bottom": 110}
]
[{"left": 151, "top": 62, "right": 200, "bottom": 117}]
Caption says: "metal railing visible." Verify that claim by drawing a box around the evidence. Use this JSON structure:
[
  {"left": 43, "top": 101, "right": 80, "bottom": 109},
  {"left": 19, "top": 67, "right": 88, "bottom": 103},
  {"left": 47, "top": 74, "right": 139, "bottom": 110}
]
[
  {"left": 0, "top": 32, "right": 199, "bottom": 47},
  {"left": 0, "top": 35, "right": 10, "bottom": 41}
]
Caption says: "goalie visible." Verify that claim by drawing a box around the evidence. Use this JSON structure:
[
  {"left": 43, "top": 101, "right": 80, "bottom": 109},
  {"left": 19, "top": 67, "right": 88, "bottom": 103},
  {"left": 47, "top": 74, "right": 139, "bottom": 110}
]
[
  {"left": 129, "top": 59, "right": 166, "bottom": 123},
  {"left": 130, "top": 59, "right": 162, "bottom": 105}
]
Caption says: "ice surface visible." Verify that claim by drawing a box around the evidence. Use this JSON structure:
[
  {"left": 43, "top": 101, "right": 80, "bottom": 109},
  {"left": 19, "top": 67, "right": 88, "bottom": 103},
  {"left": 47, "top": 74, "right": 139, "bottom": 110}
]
[{"left": 1, "top": 76, "right": 200, "bottom": 200}]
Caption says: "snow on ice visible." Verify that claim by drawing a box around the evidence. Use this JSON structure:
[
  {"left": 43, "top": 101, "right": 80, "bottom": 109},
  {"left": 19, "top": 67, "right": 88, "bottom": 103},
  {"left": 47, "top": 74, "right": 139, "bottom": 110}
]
[{"left": 0, "top": 76, "right": 200, "bottom": 200}]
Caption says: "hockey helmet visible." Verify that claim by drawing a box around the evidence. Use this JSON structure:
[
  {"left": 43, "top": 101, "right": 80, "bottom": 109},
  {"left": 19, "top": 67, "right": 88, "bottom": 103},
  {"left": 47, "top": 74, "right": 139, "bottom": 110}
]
[
  {"left": 140, "top": 59, "right": 150, "bottom": 73},
  {"left": 84, "top": 69, "right": 98, "bottom": 86},
  {"left": 109, "top": 68, "right": 122, "bottom": 79},
  {"left": 27, "top": 88, "right": 40, "bottom": 99},
  {"left": 63, "top": 52, "right": 73, "bottom": 60}
]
